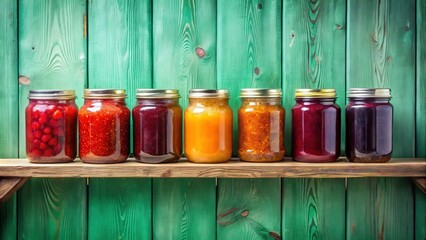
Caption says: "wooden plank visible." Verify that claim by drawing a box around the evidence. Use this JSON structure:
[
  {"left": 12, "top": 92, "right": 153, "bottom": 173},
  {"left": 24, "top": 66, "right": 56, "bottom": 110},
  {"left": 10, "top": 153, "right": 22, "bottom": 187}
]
[
  {"left": 87, "top": 1, "right": 153, "bottom": 239},
  {"left": 152, "top": 0, "right": 217, "bottom": 239},
  {"left": 346, "top": 0, "right": 416, "bottom": 239},
  {"left": 0, "top": 0, "right": 18, "bottom": 238},
  {"left": 17, "top": 0, "right": 87, "bottom": 239},
  {"left": 415, "top": 187, "right": 426, "bottom": 240},
  {"left": 0, "top": 158, "right": 424, "bottom": 178},
  {"left": 153, "top": 178, "right": 216, "bottom": 240},
  {"left": 417, "top": 0, "right": 426, "bottom": 159},
  {"left": 282, "top": 179, "right": 345, "bottom": 239},
  {"left": 217, "top": 179, "right": 281, "bottom": 239},
  {"left": 88, "top": 178, "right": 152, "bottom": 240},
  {"left": 0, "top": 177, "right": 28, "bottom": 205},
  {"left": 413, "top": 178, "right": 426, "bottom": 194},
  {"left": 281, "top": 1, "right": 346, "bottom": 239}
]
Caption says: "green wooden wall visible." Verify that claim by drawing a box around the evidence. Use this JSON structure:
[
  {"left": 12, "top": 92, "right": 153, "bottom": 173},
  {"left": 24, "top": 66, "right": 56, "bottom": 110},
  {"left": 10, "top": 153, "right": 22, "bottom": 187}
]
[{"left": 0, "top": 0, "right": 424, "bottom": 239}]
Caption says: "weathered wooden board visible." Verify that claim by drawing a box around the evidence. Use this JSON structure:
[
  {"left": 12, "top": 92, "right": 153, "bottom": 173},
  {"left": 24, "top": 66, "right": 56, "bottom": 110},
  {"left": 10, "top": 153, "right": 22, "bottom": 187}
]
[
  {"left": 0, "top": 0, "right": 18, "bottom": 239},
  {"left": 346, "top": 0, "right": 416, "bottom": 238},
  {"left": 17, "top": 0, "right": 87, "bottom": 238},
  {"left": 282, "top": 178, "right": 345, "bottom": 239},
  {"left": 417, "top": 0, "right": 426, "bottom": 158},
  {"left": 415, "top": 187, "right": 426, "bottom": 240}
]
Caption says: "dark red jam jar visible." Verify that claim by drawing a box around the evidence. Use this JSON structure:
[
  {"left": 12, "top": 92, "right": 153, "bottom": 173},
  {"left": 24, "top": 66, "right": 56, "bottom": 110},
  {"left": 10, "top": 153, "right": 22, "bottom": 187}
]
[
  {"left": 346, "top": 88, "right": 393, "bottom": 163},
  {"left": 25, "top": 90, "right": 78, "bottom": 163},
  {"left": 79, "top": 89, "right": 130, "bottom": 163},
  {"left": 292, "top": 89, "right": 341, "bottom": 162},
  {"left": 133, "top": 89, "right": 182, "bottom": 163}
]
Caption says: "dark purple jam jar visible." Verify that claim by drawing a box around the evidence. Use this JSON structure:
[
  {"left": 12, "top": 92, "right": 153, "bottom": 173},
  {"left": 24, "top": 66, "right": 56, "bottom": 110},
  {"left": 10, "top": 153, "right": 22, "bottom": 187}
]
[
  {"left": 133, "top": 89, "right": 182, "bottom": 163},
  {"left": 292, "top": 89, "right": 341, "bottom": 162},
  {"left": 346, "top": 88, "right": 393, "bottom": 163}
]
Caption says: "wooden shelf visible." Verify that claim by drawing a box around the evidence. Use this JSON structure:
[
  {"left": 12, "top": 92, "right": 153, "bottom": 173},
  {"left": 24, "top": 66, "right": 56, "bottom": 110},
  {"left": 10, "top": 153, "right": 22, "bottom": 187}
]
[{"left": 0, "top": 158, "right": 424, "bottom": 178}]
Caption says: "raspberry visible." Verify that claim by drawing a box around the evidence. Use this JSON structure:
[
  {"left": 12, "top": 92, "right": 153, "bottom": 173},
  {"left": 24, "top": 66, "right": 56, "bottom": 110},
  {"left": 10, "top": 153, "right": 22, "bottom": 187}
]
[
  {"left": 43, "top": 127, "right": 52, "bottom": 134},
  {"left": 41, "top": 134, "right": 52, "bottom": 143},
  {"left": 48, "top": 138, "right": 58, "bottom": 146},
  {"left": 52, "top": 110, "right": 63, "bottom": 120}
]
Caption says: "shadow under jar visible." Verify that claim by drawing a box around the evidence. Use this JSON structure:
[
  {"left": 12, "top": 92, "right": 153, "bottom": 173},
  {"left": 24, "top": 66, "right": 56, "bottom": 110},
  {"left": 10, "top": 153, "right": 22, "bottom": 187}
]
[
  {"left": 346, "top": 88, "right": 393, "bottom": 163},
  {"left": 25, "top": 90, "right": 78, "bottom": 163},
  {"left": 238, "top": 88, "right": 285, "bottom": 162},
  {"left": 133, "top": 89, "right": 182, "bottom": 163},
  {"left": 79, "top": 89, "right": 130, "bottom": 163},
  {"left": 292, "top": 89, "right": 341, "bottom": 162}
]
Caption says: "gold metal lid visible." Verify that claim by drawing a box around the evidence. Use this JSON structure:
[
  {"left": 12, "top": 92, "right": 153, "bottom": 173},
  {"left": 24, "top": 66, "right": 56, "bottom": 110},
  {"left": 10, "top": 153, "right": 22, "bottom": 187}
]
[
  {"left": 348, "top": 88, "right": 391, "bottom": 98},
  {"left": 188, "top": 89, "right": 230, "bottom": 98},
  {"left": 136, "top": 89, "right": 180, "bottom": 99},
  {"left": 240, "top": 88, "right": 282, "bottom": 98},
  {"left": 28, "top": 90, "right": 76, "bottom": 100},
  {"left": 295, "top": 89, "right": 336, "bottom": 98},
  {"left": 84, "top": 89, "right": 127, "bottom": 99}
]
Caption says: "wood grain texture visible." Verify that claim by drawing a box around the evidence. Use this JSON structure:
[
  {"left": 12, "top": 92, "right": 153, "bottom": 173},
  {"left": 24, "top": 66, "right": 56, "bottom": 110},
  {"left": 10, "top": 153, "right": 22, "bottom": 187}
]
[
  {"left": 282, "top": 178, "right": 345, "bottom": 240},
  {"left": 417, "top": 0, "right": 426, "bottom": 158},
  {"left": 88, "top": 178, "right": 152, "bottom": 240},
  {"left": 0, "top": 158, "right": 424, "bottom": 178},
  {"left": 0, "top": 0, "right": 18, "bottom": 239},
  {"left": 0, "top": 177, "right": 28, "bottom": 205},
  {"left": 413, "top": 178, "right": 426, "bottom": 194},
  {"left": 18, "top": 178, "right": 87, "bottom": 239},
  {"left": 18, "top": 1, "right": 87, "bottom": 239},
  {"left": 217, "top": 179, "right": 281, "bottom": 240},
  {"left": 282, "top": 0, "right": 346, "bottom": 155},
  {"left": 415, "top": 187, "right": 426, "bottom": 240},
  {"left": 217, "top": 0, "right": 282, "bottom": 154},
  {"left": 153, "top": 178, "right": 216, "bottom": 240}
]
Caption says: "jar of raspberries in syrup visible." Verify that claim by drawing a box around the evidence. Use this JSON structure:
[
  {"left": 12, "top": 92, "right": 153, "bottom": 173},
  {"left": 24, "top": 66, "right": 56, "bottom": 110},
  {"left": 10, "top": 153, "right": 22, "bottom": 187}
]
[{"left": 25, "top": 90, "right": 78, "bottom": 163}]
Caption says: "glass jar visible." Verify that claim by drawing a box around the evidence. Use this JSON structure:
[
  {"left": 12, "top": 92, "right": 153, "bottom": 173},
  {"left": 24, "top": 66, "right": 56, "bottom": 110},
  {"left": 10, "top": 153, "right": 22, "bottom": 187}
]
[
  {"left": 184, "top": 89, "right": 233, "bottom": 163},
  {"left": 25, "top": 90, "right": 78, "bottom": 163},
  {"left": 133, "top": 89, "right": 182, "bottom": 163},
  {"left": 238, "top": 89, "right": 285, "bottom": 162},
  {"left": 79, "top": 89, "right": 130, "bottom": 163},
  {"left": 346, "top": 88, "right": 393, "bottom": 163},
  {"left": 292, "top": 89, "right": 341, "bottom": 162}
]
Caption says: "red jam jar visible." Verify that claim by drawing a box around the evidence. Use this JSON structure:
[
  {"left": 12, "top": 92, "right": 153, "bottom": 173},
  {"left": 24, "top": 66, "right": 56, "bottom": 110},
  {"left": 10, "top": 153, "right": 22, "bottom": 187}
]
[
  {"left": 79, "top": 89, "right": 130, "bottom": 163},
  {"left": 133, "top": 89, "right": 182, "bottom": 163},
  {"left": 25, "top": 90, "right": 78, "bottom": 163},
  {"left": 346, "top": 88, "right": 393, "bottom": 163},
  {"left": 292, "top": 89, "right": 341, "bottom": 162}
]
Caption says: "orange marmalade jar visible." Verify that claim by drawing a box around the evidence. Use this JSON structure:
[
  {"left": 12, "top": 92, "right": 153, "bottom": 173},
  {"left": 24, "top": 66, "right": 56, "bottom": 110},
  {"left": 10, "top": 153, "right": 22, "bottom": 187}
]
[
  {"left": 238, "top": 89, "right": 285, "bottom": 162},
  {"left": 184, "top": 89, "right": 233, "bottom": 163}
]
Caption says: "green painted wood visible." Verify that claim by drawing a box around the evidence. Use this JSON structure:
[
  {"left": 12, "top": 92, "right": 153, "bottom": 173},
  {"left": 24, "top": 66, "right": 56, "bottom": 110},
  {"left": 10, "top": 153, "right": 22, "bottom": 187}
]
[
  {"left": 153, "top": 178, "right": 216, "bottom": 240},
  {"left": 0, "top": 0, "right": 18, "bottom": 239},
  {"left": 217, "top": 0, "right": 282, "bottom": 155},
  {"left": 17, "top": 0, "right": 87, "bottom": 239},
  {"left": 281, "top": 2, "right": 346, "bottom": 239},
  {"left": 346, "top": 0, "right": 416, "bottom": 239},
  {"left": 417, "top": 0, "right": 426, "bottom": 158},
  {"left": 152, "top": 1, "right": 217, "bottom": 239},
  {"left": 88, "top": 178, "right": 152, "bottom": 240},
  {"left": 87, "top": 1, "right": 153, "bottom": 239},
  {"left": 415, "top": 187, "right": 426, "bottom": 240},
  {"left": 217, "top": 179, "right": 281, "bottom": 240},
  {"left": 282, "top": 179, "right": 345, "bottom": 239}
]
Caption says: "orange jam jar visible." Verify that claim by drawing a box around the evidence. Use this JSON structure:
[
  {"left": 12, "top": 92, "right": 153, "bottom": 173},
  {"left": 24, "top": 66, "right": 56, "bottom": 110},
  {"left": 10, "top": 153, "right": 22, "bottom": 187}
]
[
  {"left": 238, "top": 89, "right": 285, "bottom": 162},
  {"left": 184, "top": 89, "right": 233, "bottom": 163}
]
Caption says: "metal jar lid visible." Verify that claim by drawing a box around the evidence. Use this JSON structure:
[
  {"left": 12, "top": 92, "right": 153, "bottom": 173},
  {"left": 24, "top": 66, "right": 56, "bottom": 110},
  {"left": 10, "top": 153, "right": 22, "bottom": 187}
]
[
  {"left": 136, "top": 89, "right": 180, "bottom": 99},
  {"left": 84, "top": 89, "right": 127, "bottom": 99},
  {"left": 240, "top": 88, "right": 282, "bottom": 98},
  {"left": 28, "top": 90, "right": 76, "bottom": 100},
  {"left": 188, "top": 89, "right": 230, "bottom": 98},
  {"left": 295, "top": 89, "right": 336, "bottom": 98},
  {"left": 348, "top": 88, "right": 391, "bottom": 98}
]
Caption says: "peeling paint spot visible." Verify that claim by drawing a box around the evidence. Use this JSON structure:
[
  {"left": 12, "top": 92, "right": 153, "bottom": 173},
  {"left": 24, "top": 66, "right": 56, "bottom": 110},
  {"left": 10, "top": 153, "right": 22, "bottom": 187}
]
[
  {"left": 195, "top": 47, "right": 206, "bottom": 58},
  {"left": 19, "top": 76, "right": 31, "bottom": 85}
]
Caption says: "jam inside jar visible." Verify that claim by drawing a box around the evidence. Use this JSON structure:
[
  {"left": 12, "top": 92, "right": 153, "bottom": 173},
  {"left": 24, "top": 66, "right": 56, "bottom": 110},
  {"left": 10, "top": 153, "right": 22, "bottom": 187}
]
[
  {"left": 292, "top": 89, "right": 341, "bottom": 162},
  {"left": 346, "top": 88, "right": 393, "bottom": 163},
  {"left": 133, "top": 89, "right": 182, "bottom": 163},
  {"left": 25, "top": 90, "right": 78, "bottom": 163},
  {"left": 79, "top": 89, "right": 130, "bottom": 163}
]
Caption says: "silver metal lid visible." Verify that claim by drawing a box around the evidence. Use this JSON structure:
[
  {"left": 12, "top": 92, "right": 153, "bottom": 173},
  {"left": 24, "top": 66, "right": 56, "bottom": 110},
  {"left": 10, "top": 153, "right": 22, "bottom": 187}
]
[
  {"left": 348, "top": 88, "right": 391, "bottom": 98},
  {"left": 240, "top": 88, "right": 282, "bottom": 98},
  {"left": 295, "top": 89, "right": 336, "bottom": 98},
  {"left": 188, "top": 89, "right": 230, "bottom": 98},
  {"left": 136, "top": 89, "right": 180, "bottom": 99},
  {"left": 28, "top": 90, "right": 76, "bottom": 100},
  {"left": 84, "top": 89, "right": 127, "bottom": 99}
]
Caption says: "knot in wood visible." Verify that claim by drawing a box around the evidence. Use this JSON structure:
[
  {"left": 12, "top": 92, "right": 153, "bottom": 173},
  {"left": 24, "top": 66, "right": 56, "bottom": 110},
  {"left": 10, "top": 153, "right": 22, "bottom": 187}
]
[
  {"left": 254, "top": 67, "right": 260, "bottom": 76},
  {"left": 240, "top": 210, "right": 249, "bottom": 217},
  {"left": 257, "top": 3, "right": 262, "bottom": 9},
  {"left": 195, "top": 47, "right": 206, "bottom": 58},
  {"left": 19, "top": 76, "right": 31, "bottom": 85}
]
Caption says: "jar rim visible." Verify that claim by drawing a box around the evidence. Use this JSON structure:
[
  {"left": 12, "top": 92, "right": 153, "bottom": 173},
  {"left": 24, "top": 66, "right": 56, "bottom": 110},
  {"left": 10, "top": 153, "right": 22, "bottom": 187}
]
[
  {"left": 348, "top": 88, "right": 391, "bottom": 98},
  {"left": 240, "top": 88, "right": 282, "bottom": 98},
  {"left": 136, "top": 89, "right": 180, "bottom": 99},
  {"left": 188, "top": 89, "right": 229, "bottom": 98},
  {"left": 295, "top": 89, "right": 336, "bottom": 98},
  {"left": 28, "top": 89, "right": 76, "bottom": 100},
  {"left": 84, "top": 89, "right": 127, "bottom": 99}
]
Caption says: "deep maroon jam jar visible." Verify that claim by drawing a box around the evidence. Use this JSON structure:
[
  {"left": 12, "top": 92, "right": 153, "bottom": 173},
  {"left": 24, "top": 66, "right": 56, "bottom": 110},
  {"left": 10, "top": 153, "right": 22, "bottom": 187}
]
[
  {"left": 133, "top": 89, "right": 182, "bottom": 163},
  {"left": 346, "top": 88, "right": 393, "bottom": 163},
  {"left": 292, "top": 89, "right": 341, "bottom": 162},
  {"left": 25, "top": 90, "right": 78, "bottom": 163}
]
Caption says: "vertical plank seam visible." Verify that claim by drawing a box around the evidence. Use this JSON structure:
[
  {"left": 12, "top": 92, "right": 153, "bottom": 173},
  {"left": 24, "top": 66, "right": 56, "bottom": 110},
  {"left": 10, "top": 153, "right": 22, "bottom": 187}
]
[{"left": 16, "top": 0, "right": 21, "bottom": 238}]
